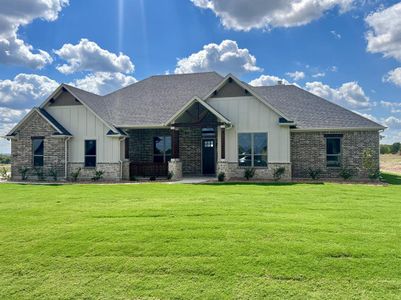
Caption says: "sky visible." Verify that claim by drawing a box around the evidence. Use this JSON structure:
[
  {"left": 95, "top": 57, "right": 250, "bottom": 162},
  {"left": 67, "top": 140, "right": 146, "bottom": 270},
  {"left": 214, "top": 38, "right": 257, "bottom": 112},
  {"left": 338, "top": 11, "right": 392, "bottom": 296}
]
[{"left": 1, "top": 0, "right": 401, "bottom": 153}]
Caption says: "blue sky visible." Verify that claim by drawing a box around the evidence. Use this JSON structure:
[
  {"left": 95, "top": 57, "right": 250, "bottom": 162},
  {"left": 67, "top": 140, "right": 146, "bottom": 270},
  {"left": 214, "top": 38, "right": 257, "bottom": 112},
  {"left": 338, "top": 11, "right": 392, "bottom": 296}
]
[{"left": 1, "top": 0, "right": 401, "bottom": 153}]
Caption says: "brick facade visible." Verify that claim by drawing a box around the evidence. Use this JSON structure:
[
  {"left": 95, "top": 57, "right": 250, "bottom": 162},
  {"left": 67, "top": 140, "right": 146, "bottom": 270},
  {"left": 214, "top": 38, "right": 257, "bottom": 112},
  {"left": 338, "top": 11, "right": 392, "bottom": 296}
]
[
  {"left": 127, "top": 128, "right": 203, "bottom": 176},
  {"left": 290, "top": 130, "right": 380, "bottom": 179},
  {"left": 11, "top": 111, "right": 66, "bottom": 180}
]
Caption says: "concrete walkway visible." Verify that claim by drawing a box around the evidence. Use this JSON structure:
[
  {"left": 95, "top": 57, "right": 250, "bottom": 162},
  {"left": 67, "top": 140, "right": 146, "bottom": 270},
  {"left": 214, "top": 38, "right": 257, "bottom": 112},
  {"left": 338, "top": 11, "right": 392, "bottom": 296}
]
[{"left": 166, "top": 176, "right": 216, "bottom": 184}]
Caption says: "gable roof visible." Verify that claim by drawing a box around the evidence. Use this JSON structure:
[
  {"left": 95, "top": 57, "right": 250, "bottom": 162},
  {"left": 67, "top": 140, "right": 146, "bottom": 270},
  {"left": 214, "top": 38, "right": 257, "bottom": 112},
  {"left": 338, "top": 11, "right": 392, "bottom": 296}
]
[
  {"left": 254, "top": 85, "right": 385, "bottom": 130},
  {"left": 6, "top": 108, "right": 71, "bottom": 137},
  {"left": 15, "top": 72, "right": 383, "bottom": 132}
]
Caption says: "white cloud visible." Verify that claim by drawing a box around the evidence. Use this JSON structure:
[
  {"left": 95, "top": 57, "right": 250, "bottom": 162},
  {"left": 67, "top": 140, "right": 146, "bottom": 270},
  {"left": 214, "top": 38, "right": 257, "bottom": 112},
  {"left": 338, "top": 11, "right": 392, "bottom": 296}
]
[
  {"left": 70, "top": 72, "right": 137, "bottom": 95},
  {"left": 0, "top": 74, "right": 59, "bottom": 109},
  {"left": 365, "top": 2, "right": 401, "bottom": 61},
  {"left": 55, "top": 39, "right": 135, "bottom": 74},
  {"left": 191, "top": 0, "right": 354, "bottom": 31},
  {"left": 330, "top": 30, "right": 342, "bottom": 39},
  {"left": 286, "top": 71, "right": 305, "bottom": 81},
  {"left": 174, "top": 40, "right": 262, "bottom": 75},
  {"left": 305, "top": 81, "right": 374, "bottom": 109},
  {"left": 0, "top": 107, "right": 30, "bottom": 154},
  {"left": 312, "top": 72, "right": 326, "bottom": 78},
  {"left": 249, "top": 74, "right": 290, "bottom": 86},
  {"left": 383, "top": 67, "right": 401, "bottom": 86},
  {"left": 0, "top": 0, "right": 68, "bottom": 68}
]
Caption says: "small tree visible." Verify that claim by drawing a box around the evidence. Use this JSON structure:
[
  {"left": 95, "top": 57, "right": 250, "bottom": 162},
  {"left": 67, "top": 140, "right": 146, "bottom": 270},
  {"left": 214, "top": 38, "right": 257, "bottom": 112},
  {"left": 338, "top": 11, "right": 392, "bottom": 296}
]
[
  {"left": 308, "top": 168, "right": 322, "bottom": 180},
  {"left": 391, "top": 142, "right": 401, "bottom": 154},
  {"left": 362, "top": 148, "right": 380, "bottom": 180}
]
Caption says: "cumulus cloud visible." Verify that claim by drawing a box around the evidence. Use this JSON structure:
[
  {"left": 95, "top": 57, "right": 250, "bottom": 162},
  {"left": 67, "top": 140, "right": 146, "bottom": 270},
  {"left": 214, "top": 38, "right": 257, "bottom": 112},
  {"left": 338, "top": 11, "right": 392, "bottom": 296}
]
[
  {"left": 69, "top": 72, "right": 137, "bottom": 95},
  {"left": 249, "top": 74, "right": 290, "bottom": 86},
  {"left": 174, "top": 40, "right": 262, "bottom": 75},
  {"left": 365, "top": 2, "right": 401, "bottom": 61},
  {"left": 286, "top": 71, "right": 305, "bottom": 81},
  {"left": 383, "top": 67, "right": 401, "bottom": 87},
  {"left": 312, "top": 72, "right": 326, "bottom": 78},
  {"left": 0, "top": 74, "right": 59, "bottom": 109},
  {"left": 55, "top": 39, "right": 135, "bottom": 74},
  {"left": 191, "top": 0, "right": 354, "bottom": 31},
  {"left": 0, "top": 107, "right": 30, "bottom": 153},
  {"left": 0, "top": 0, "right": 68, "bottom": 68},
  {"left": 305, "top": 81, "right": 374, "bottom": 109}
]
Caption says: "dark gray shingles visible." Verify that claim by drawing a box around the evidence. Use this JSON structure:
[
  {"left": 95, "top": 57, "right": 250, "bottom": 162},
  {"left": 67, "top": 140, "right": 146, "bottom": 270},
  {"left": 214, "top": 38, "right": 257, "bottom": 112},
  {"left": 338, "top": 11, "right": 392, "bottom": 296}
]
[{"left": 254, "top": 85, "right": 385, "bottom": 129}]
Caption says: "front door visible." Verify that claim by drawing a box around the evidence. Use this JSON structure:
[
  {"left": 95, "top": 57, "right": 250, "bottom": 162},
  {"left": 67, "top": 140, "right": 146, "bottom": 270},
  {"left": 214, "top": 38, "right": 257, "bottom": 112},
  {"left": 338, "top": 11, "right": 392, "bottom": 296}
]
[{"left": 202, "top": 139, "right": 216, "bottom": 175}]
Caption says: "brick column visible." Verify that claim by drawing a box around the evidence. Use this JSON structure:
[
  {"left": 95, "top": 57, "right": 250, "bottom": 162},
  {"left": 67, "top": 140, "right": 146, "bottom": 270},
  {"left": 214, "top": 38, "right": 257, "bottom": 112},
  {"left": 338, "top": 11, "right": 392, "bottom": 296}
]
[
  {"left": 220, "top": 126, "right": 225, "bottom": 160},
  {"left": 171, "top": 128, "right": 179, "bottom": 159}
]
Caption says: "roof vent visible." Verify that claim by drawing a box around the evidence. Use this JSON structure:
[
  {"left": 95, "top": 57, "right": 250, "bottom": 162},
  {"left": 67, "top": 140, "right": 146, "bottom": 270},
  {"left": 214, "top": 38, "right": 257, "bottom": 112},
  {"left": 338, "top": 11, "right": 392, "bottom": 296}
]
[{"left": 277, "top": 80, "right": 283, "bottom": 85}]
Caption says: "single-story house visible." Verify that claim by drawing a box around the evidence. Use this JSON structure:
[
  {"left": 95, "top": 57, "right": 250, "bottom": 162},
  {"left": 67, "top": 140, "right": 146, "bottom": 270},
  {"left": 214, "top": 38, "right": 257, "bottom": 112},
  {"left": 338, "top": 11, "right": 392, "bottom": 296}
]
[{"left": 3, "top": 72, "right": 385, "bottom": 181}]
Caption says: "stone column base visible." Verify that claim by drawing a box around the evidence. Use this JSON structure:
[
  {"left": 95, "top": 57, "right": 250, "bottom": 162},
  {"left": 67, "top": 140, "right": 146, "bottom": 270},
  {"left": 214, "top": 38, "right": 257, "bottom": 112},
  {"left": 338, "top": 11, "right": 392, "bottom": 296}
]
[
  {"left": 168, "top": 159, "right": 182, "bottom": 180},
  {"left": 216, "top": 160, "right": 230, "bottom": 180}
]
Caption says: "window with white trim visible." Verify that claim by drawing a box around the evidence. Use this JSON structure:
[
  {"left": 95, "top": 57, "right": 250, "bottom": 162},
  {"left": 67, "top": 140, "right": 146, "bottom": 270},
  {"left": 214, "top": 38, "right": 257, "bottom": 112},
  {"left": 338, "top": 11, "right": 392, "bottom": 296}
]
[{"left": 238, "top": 133, "right": 267, "bottom": 167}]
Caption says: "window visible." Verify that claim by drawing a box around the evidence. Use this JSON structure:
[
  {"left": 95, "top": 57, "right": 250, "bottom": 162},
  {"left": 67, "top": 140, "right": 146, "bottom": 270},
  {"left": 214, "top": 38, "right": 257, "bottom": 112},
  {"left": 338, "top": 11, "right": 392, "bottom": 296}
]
[
  {"left": 326, "top": 137, "right": 341, "bottom": 167},
  {"left": 238, "top": 133, "right": 267, "bottom": 167},
  {"left": 32, "top": 137, "right": 44, "bottom": 167},
  {"left": 85, "top": 140, "right": 96, "bottom": 167},
  {"left": 153, "top": 136, "right": 171, "bottom": 163}
]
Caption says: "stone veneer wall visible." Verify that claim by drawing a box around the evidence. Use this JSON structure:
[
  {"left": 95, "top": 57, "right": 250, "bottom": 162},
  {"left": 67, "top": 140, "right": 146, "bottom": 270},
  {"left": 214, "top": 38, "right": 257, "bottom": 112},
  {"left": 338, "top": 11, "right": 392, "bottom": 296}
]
[
  {"left": 290, "top": 130, "right": 380, "bottom": 179},
  {"left": 11, "top": 111, "right": 66, "bottom": 180},
  {"left": 68, "top": 163, "right": 121, "bottom": 181},
  {"left": 216, "top": 161, "right": 291, "bottom": 180}
]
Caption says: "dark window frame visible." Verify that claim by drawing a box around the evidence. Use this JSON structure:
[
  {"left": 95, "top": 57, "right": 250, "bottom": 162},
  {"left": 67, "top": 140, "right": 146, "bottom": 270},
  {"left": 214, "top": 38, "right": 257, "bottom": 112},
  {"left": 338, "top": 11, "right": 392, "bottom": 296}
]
[
  {"left": 153, "top": 136, "right": 172, "bottom": 163},
  {"left": 32, "top": 137, "right": 44, "bottom": 167},
  {"left": 84, "top": 140, "right": 97, "bottom": 168},
  {"left": 124, "top": 138, "right": 129, "bottom": 160},
  {"left": 326, "top": 137, "right": 342, "bottom": 168},
  {"left": 238, "top": 132, "right": 268, "bottom": 167}
]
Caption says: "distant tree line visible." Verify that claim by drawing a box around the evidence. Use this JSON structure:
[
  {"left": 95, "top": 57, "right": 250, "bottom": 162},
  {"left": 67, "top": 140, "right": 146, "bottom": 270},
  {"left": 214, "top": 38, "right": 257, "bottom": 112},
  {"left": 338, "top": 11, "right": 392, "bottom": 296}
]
[
  {"left": 380, "top": 142, "right": 401, "bottom": 155},
  {"left": 0, "top": 154, "right": 11, "bottom": 164}
]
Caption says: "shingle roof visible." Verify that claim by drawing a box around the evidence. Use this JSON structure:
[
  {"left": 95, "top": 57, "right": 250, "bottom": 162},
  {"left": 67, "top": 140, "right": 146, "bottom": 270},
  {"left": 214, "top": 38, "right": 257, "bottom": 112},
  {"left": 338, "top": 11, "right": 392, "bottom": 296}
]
[
  {"left": 58, "top": 72, "right": 384, "bottom": 130},
  {"left": 254, "top": 85, "right": 385, "bottom": 130}
]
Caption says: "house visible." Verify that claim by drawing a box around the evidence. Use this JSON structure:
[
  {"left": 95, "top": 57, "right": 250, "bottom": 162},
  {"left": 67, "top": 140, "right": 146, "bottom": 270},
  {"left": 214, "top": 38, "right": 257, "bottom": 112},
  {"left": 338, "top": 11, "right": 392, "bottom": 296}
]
[{"left": 4, "top": 72, "right": 385, "bottom": 181}]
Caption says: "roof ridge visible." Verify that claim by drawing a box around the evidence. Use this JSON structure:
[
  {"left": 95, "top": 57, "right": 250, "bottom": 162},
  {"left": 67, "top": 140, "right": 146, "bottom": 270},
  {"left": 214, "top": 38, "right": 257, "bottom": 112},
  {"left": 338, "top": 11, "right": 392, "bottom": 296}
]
[{"left": 149, "top": 71, "right": 223, "bottom": 78}]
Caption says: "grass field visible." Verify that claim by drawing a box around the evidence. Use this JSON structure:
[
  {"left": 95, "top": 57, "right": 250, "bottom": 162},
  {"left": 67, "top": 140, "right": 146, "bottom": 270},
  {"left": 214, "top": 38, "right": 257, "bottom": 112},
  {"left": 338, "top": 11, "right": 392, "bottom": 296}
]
[{"left": 1, "top": 175, "right": 401, "bottom": 299}]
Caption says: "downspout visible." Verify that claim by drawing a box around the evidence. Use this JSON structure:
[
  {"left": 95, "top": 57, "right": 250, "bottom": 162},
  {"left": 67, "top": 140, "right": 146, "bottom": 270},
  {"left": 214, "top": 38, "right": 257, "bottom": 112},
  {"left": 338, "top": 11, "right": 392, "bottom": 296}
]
[{"left": 64, "top": 137, "right": 72, "bottom": 181}]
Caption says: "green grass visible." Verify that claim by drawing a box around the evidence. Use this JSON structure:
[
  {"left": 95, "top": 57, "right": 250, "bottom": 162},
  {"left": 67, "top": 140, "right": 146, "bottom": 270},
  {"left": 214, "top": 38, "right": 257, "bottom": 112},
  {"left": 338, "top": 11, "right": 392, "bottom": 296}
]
[{"left": 1, "top": 178, "right": 401, "bottom": 299}]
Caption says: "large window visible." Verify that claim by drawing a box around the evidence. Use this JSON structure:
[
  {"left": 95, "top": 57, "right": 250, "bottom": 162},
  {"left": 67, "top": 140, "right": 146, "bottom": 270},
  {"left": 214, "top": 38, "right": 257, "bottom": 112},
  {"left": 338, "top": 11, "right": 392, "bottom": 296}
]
[
  {"left": 238, "top": 133, "right": 267, "bottom": 167},
  {"left": 153, "top": 136, "right": 171, "bottom": 163},
  {"left": 326, "top": 136, "right": 341, "bottom": 167},
  {"left": 32, "top": 137, "right": 44, "bottom": 167},
  {"left": 85, "top": 140, "right": 96, "bottom": 167}
]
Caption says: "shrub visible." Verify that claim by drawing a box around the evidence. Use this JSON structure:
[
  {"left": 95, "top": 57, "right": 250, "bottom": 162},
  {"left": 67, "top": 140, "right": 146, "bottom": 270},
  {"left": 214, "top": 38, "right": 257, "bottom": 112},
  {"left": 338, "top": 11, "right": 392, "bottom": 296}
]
[
  {"left": 167, "top": 171, "right": 174, "bottom": 180},
  {"left": 273, "top": 167, "right": 286, "bottom": 181},
  {"left": 48, "top": 167, "right": 58, "bottom": 181},
  {"left": 362, "top": 148, "right": 380, "bottom": 180},
  {"left": 217, "top": 172, "right": 225, "bottom": 182},
  {"left": 149, "top": 176, "right": 156, "bottom": 181},
  {"left": 339, "top": 167, "right": 354, "bottom": 180},
  {"left": 70, "top": 168, "right": 81, "bottom": 182},
  {"left": 34, "top": 168, "right": 45, "bottom": 181},
  {"left": 18, "top": 166, "right": 30, "bottom": 181},
  {"left": 0, "top": 166, "right": 10, "bottom": 180},
  {"left": 244, "top": 168, "right": 255, "bottom": 180},
  {"left": 0, "top": 154, "right": 11, "bottom": 164},
  {"left": 92, "top": 170, "right": 104, "bottom": 181},
  {"left": 308, "top": 168, "right": 322, "bottom": 180}
]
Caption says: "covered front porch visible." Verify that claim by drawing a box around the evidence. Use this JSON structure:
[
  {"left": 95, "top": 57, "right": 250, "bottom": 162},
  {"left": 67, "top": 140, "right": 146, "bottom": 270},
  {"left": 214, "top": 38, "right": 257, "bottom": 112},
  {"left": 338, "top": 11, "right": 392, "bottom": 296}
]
[{"left": 126, "top": 98, "right": 231, "bottom": 180}]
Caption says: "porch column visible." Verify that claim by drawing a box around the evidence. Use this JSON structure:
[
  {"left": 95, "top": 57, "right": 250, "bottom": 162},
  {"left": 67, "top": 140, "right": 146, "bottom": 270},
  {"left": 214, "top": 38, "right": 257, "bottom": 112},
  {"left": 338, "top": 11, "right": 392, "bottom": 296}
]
[
  {"left": 169, "top": 127, "right": 182, "bottom": 180},
  {"left": 220, "top": 126, "right": 225, "bottom": 160},
  {"left": 171, "top": 127, "right": 179, "bottom": 159}
]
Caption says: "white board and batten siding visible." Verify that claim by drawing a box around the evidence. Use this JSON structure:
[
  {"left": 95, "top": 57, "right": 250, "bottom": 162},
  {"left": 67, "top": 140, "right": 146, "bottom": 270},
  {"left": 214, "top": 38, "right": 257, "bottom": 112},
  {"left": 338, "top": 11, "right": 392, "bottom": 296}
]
[
  {"left": 207, "top": 96, "right": 291, "bottom": 163},
  {"left": 46, "top": 104, "right": 121, "bottom": 163}
]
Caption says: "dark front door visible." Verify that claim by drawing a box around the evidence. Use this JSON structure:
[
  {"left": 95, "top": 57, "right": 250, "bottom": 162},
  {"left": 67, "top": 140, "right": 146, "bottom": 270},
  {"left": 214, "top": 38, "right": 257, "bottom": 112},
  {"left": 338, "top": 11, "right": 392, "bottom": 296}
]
[{"left": 202, "top": 139, "right": 216, "bottom": 175}]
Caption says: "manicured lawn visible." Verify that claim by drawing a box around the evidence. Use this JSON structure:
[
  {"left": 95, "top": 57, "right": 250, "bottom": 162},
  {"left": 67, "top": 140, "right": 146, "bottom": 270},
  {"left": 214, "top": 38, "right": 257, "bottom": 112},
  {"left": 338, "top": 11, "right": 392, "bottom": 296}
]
[{"left": 1, "top": 177, "right": 401, "bottom": 299}]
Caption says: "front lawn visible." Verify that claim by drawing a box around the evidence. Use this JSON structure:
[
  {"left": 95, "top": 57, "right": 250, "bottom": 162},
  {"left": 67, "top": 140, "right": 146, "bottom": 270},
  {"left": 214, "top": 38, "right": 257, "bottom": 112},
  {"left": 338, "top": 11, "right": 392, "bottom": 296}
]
[{"left": 1, "top": 178, "right": 401, "bottom": 299}]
